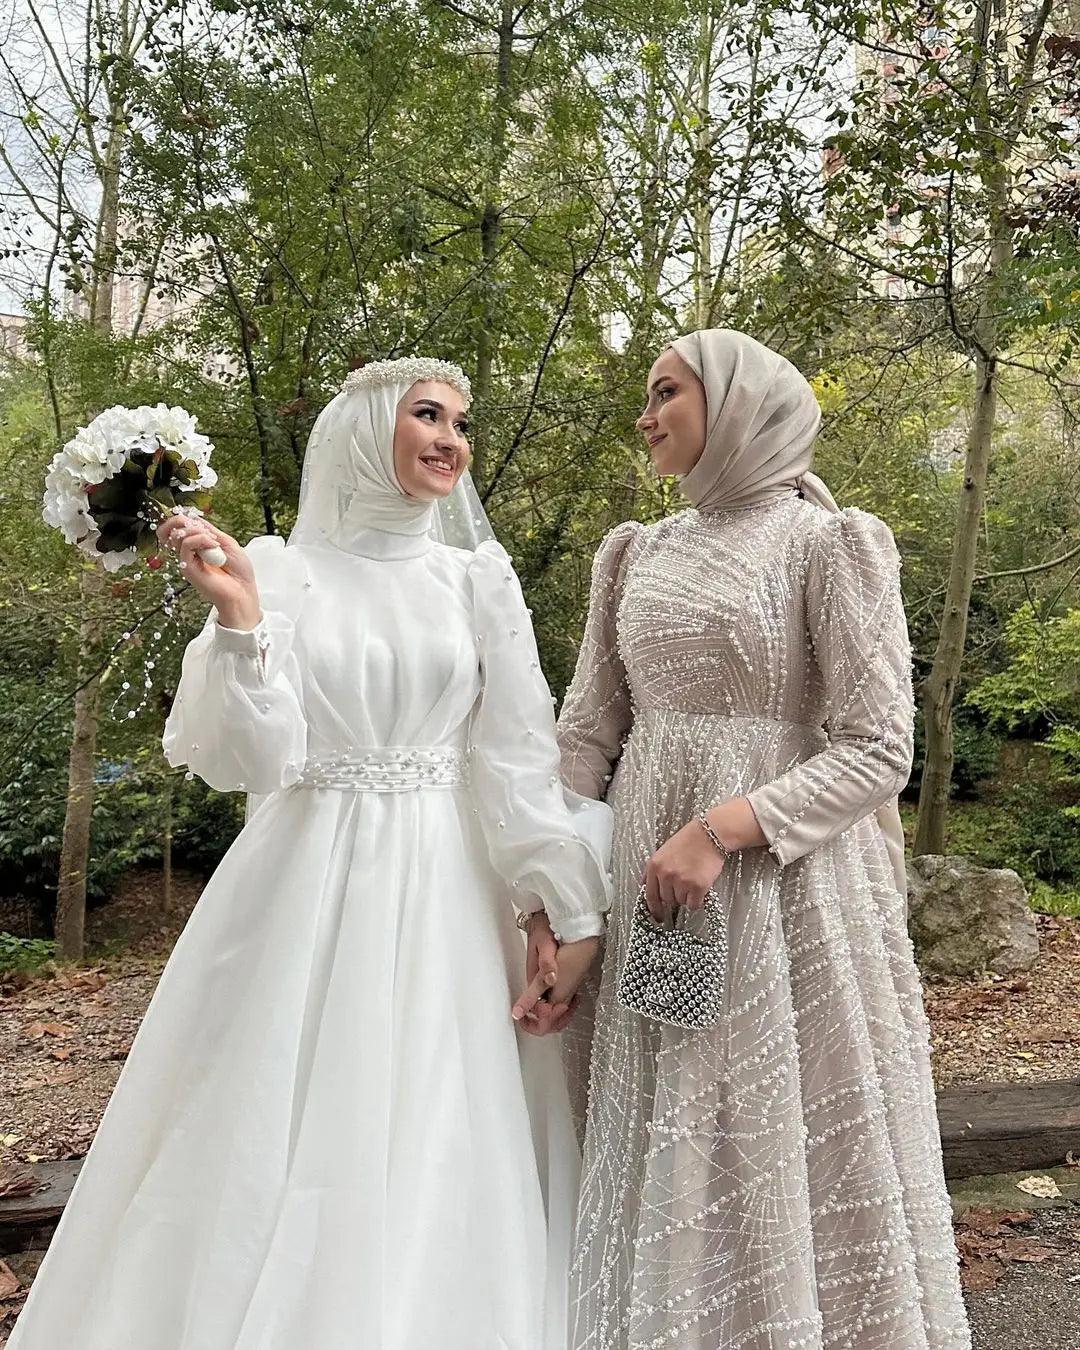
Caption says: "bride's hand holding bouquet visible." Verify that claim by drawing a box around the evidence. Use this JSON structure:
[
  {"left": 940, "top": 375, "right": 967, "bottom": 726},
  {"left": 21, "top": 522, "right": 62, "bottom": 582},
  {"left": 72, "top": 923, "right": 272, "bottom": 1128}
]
[{"left": 155, "top": 516, "right": 261, "bottom": 631}]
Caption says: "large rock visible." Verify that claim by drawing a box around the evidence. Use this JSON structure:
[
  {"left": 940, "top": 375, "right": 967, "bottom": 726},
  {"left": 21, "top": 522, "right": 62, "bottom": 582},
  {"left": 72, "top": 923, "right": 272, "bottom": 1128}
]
[{"left": 907, "top": 854, "right": 1039, "bottom": 978}]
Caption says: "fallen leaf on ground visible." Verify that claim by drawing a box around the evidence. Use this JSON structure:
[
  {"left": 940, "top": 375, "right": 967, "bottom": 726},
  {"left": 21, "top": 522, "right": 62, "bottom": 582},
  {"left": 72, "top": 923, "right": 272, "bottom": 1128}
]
[
  {"left": 0, "top": 1135, "right": 22, "bottom": 1148},
  {"left": 0, "top": 1163, "right": 41, "bottom": 1199},
  {"left": 1017, "top": 1175, "right": 1062, "bottom": 1199},
  {"left": 1019, "top": 1026, "right": 1075, "bottom": 1045},
  {"left": 46, "top": 1049, "right": 70, "bottom": 1062},
  {"left": 25, "top": 1022, "right": 73, "bottom": 1040},
  {"left": 0, "top": 1262, "right": 18, "bottom": 1299},
  {"left": 953, "top": 1208, "right": 1062, "bottom": 1288},
  {"left": 959, "top": 1255, "right": 1006, "bottom": 1292},
  {"left": 53, "top": 971, "right": 106, "bottom": 994},
  {"left": 956, "top": 1208, "right": 1033, "bottom": 1237},
  {"left": 999, "top": 1237, "right": 1059, "bottom": 1263}
]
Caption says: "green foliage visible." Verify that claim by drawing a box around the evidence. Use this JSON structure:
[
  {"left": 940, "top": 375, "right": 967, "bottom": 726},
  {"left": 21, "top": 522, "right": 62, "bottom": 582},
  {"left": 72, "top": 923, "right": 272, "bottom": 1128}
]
[
  {"left": 910, "top": 709, "right": 1003, "bottom": 801},
  {"left": 967, "top": 605, "right": 1080, "bottom": 742},
  {"left": 1000, "top": 784, "right": 1080, "bottom": 886},
  {"left": 171, "top": 781, "right": 246, "bottom": 875},
  {"left": 1026, "top": 882, "right": 1080, "bottom": 920},
  {"left": 902, "top": 798, "right": 1080, "bottom": 893},
  {"left": 0, "top": 0, "right": 1078, "bottom": 935},
  {"left": 966, "top": 607, "right": 1080, "bottom": 849},
  {"left": 0, "top": 933, "right": 57, "bottom": 975}
]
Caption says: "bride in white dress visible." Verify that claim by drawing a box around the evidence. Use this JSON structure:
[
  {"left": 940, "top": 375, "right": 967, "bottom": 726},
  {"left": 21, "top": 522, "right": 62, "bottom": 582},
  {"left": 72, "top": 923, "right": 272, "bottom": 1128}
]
[{"left": 9, "top": 357, "right": 611, "bottom": 1350}]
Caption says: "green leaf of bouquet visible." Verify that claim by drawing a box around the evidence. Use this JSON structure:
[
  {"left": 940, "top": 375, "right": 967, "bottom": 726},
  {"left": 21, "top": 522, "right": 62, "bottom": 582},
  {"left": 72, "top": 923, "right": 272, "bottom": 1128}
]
[{"left": 87, "top": 479, "right": 132, "bottom": 511}]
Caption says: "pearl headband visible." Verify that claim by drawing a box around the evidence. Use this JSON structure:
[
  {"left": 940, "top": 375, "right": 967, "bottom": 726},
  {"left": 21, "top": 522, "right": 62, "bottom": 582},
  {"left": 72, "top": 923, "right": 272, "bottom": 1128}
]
[{"left": 341, "top": 357, "right": 472, "bottom": 408}]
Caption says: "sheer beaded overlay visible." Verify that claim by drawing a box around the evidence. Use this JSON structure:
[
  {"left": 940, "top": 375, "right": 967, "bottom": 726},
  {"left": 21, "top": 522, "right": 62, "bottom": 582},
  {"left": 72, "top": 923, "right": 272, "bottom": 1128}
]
[{"left": 557, "top": 495, "right": 969, "bottom": 1350}]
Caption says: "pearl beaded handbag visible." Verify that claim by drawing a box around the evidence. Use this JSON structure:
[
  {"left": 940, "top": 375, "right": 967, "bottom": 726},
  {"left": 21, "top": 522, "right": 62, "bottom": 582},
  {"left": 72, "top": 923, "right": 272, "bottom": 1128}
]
[{"left": 617, "top": 885, "right": 728, "bottom": 1030}]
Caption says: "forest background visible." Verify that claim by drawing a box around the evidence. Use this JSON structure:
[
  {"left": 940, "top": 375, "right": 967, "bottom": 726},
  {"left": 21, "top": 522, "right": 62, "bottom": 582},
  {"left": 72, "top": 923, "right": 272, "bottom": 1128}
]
[{"left": 0, "top": 0, "right": 1079, "bottom": 961}]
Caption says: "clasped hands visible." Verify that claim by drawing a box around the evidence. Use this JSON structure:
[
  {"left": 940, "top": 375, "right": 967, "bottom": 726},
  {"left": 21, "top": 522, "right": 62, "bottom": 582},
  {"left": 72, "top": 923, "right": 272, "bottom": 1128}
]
[{"left": 511, "top": 799, "right": 762, "bottom": 1035}]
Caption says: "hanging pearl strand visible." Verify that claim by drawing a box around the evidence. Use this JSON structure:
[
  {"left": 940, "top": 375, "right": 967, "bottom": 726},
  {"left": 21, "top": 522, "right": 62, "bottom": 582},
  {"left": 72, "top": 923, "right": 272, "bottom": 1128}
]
[{"left": 106, "top": 568, "right": 192, "bottom": 725}]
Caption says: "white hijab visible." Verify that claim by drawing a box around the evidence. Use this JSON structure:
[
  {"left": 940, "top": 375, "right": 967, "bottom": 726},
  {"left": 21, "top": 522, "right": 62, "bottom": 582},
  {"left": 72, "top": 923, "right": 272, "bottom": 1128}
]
[
  {"left": 288, "top": 358, "right": 492, "bottom": 551},
  {"left": 670, "top": 328, "right": 908, "bottom": 897}
]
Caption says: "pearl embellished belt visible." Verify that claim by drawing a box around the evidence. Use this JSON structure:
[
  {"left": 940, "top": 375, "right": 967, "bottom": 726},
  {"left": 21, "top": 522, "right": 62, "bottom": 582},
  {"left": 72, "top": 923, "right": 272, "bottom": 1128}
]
[{"left": 298, "top": 747, "right": 469, "bottom": 793}]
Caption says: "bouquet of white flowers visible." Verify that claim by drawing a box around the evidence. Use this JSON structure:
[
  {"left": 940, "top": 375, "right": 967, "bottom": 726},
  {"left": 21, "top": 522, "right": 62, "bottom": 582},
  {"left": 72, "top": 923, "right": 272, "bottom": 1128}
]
[{"left": 42, "top": 403, "right": 225, "bottom": 572}]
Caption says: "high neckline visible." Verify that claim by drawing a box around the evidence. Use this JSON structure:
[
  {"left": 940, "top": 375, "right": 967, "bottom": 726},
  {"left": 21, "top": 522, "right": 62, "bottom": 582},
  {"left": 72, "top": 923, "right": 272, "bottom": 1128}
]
[
  {"left": 695, "top": 490, "right": 800, "bottom": 520},
  {"left": 310, "top": 524, "right": 433, "bottom": 561}
]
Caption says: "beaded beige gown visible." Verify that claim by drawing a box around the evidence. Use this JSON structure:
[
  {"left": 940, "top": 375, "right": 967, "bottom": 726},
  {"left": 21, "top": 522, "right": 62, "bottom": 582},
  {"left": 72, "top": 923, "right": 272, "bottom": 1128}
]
[{"left": 557, "top": 494, "right": 970, "bottom": 1350}]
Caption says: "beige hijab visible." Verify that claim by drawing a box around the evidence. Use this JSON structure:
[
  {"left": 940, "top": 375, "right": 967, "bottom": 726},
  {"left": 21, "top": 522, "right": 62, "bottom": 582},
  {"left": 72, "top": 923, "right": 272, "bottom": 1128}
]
[
  {"left": 671, "top": 328, "right": 837, "bottom": 513},
  {"left": 669, "top": 328, "right": 908, "bottom": 898}
]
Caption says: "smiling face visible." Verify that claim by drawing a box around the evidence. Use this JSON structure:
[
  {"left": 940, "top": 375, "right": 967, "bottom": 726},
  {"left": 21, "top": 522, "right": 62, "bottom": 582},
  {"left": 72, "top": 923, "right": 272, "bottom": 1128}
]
[
  {"left": 392, "top": 380, "right": 471, "bottom": 499},
  {"left": 635, "top": 349, "right": 708, "bottom": 476}
]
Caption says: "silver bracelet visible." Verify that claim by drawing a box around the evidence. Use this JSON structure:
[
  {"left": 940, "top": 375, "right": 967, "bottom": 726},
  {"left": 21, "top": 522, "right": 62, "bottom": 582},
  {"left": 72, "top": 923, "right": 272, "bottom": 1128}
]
[{"left": 697, "top": 811, "right": 735, "bottom": 863}]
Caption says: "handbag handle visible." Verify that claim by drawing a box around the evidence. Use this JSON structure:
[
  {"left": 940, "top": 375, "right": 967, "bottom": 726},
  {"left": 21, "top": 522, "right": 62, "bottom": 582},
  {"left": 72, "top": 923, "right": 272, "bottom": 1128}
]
[{"left": 634, "top": 884, "right": 726, "bottom": 947}]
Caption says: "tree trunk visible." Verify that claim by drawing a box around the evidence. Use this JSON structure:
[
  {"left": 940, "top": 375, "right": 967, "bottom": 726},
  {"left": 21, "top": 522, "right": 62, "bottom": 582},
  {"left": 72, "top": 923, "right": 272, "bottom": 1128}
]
[
  {"left": 914, "top": 348, "right": 999, "bottom": 855},
  {"left": 55, "top": 51, "right": 129, "bottom": 957},
  {"left": 472, "top": 0, "right": 515, "bottom": 488},
  {"left": 55, "top": 571, "right": 105, "bottom": 960},
  {"left": 628, "top": 60, "right": 664, "bottom": 358},
  {"left": 690, "top": 7, "right": 714, "bottom": 330},
  {"left": 914, "top": 0, "right": 1014, "bottom": 854},
  {"left": 89, "top": 106, "right": 124, "bottom": 334}
]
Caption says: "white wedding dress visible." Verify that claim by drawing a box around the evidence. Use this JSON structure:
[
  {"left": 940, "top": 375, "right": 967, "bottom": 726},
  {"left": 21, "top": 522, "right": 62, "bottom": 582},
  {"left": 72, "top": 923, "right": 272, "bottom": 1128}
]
[{"left": 9, "top": 525, "right": 612, "bottom": 1350}]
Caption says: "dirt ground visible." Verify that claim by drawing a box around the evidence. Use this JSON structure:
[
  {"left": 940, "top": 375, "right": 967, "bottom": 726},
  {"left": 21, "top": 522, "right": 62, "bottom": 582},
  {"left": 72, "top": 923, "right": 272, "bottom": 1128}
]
[
  {"left": 1, "top": 876, "right": 1079, "bottom": 1343},
  {"left": 924, "top": 913, "right": 1080, "bottom": 1089},
  {"left": 0, "top": 871, "right": 201, "bottom": 1167}
]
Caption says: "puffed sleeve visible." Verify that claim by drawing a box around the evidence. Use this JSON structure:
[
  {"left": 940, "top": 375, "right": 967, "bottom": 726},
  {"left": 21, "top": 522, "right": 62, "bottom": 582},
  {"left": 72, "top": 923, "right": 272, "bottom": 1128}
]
[
  {"left": 746, "top": 508, "right": 914, "bottom": 866},
  {"left": 468, "top": 540, "right": 612, "bottom": 942},
  {"left": 556, "top": 522, "right": 642, "bottom": 800},
  {"left": 162, "top": 535, "right": 308, "bottom": 795}
]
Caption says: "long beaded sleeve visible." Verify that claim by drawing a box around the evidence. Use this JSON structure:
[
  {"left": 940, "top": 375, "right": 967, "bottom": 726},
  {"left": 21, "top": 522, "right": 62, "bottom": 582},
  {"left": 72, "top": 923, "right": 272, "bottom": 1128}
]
[
  {"left": 467, "top": 540, "right": 612, "bottom": 942},
  {"left": 746, "top": 508, "right": 914, "bottom": 866},
  {"left": 556, "top": 522, "right": 643, "bottom": 801},
  {"left": 162, "top": 537, "right": 308, "bottom": 795}
]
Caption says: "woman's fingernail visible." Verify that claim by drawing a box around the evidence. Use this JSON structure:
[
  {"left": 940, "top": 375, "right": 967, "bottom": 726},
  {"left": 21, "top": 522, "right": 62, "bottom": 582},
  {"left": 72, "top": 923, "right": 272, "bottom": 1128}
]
[
  {"left": 545, "top": 971, "right": 557, "bottom": 985},
  {"left": 512, "top": 1009, "right": 523, "bottom": 1021}
]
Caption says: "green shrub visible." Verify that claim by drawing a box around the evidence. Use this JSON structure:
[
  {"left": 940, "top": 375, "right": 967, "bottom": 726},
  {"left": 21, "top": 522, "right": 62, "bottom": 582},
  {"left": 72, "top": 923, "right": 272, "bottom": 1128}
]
[
  {"left": 0, "top": 933, "right": 56, "bottom": 975},
  {"left": 908, "top": 708, "right": 1003, "bottom": 800},
  {"left": 1003, "top": 785, "right": 1080, "bottom": 885},
  {"left": 171, "top": 778, "right": 245, "bottom": 874},
  {"left": 1027, "top": 881, "right": 1080, "bottom": 918}
]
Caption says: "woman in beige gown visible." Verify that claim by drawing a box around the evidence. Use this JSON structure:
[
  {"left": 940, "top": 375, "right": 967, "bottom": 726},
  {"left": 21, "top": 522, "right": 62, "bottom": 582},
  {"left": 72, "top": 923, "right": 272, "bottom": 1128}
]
[{"left": 550, "top": 330, "right": 969, "bottom": 1349}]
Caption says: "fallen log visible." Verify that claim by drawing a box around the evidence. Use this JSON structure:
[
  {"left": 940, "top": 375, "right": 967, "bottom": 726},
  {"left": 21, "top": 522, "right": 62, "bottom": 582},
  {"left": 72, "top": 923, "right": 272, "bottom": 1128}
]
[
  {"left": 0, "top": 1160, "right": 81, "bottom": 1249},
  {"left": 936, "top": 1078, "right": 1080, "bottom": 1180},
  {"left": 0, "top": 1078, "right": 1077, "bottom": 1243}
]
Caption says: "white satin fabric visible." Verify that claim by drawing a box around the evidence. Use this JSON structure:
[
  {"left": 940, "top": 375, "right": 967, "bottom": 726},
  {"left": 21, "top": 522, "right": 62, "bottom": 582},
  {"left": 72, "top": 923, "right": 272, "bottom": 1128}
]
[{"left": 9, "top": 526, "right": 612, "bottom": 1350}]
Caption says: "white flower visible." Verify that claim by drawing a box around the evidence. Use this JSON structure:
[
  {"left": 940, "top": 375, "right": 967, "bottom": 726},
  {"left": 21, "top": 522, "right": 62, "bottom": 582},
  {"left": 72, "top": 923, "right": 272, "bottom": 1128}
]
[
  {"left": 100, "top": 546, "right": 137, "bottom": 572},
  {"left": 40, "top": 402, "right": 218, "bottom": 572}
]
